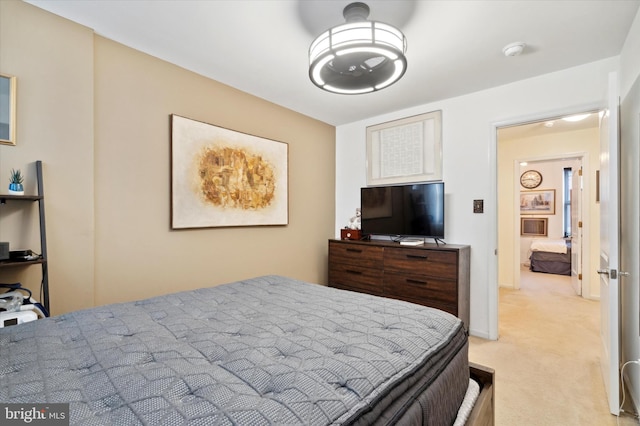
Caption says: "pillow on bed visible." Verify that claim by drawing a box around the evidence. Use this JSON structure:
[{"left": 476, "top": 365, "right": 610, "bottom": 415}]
[{"left": 530, "top": 239, "right": 568, "bottom": 254}]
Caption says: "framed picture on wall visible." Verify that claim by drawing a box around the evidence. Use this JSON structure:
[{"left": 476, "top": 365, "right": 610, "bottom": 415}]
[
  {"left": 520, "top": 189, "right": 555, "bottom": 214},
  {"left": 366, "top": 110, "right": 442, "bottom": 185},
  {"left": 170, "top": 115, "right": 289, "bottom": 229},
  {"left": 0, "top": 73, "right": 17, "bottom": 146}
]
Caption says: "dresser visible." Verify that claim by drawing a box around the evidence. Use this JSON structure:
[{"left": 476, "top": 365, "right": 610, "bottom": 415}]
[{"left": 328, "top": 239, "right": 470, "bottom": 329}]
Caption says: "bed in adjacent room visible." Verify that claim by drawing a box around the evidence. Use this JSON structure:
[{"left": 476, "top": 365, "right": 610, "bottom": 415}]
[
  {"left": 529, "top": 238, "right": 571, "bottom": 276},
  {"left": 0, "top": 275, "right": 493, "bottom": 425}
]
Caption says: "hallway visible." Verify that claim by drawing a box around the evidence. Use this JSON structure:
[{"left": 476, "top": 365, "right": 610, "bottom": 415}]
[{"left": 469, "top": 268, "right": 638, "bottom": 425}]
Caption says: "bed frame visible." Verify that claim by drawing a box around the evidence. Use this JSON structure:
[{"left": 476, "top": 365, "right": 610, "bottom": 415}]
[{"left": 467, "top": 362, "right": 495, "bottom": 426}]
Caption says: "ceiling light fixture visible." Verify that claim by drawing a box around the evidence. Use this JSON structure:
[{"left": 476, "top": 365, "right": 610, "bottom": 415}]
[
  {"left": 562, "top": 113, "right": 591, "bottom": 122},
  {"left": 308, "top": 2, "right": 407, "bottom": 94}
]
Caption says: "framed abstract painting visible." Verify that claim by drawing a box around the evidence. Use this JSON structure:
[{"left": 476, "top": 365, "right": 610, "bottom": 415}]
[{"left": 171, "top": 115, "right": 288, "bottom": 229}]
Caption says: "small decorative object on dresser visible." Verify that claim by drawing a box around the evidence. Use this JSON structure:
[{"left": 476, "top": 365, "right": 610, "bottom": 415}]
[
  {"left": 8, "top": 168, "right": 24, "bottom": 195},
  {"left": 340, "top": 228, "right": 362, "bottom": 240}
]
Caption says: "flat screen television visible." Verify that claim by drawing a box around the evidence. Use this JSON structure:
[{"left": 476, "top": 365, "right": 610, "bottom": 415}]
[{"left": 360, "top": 182, "right": 444, "bottom": 240}]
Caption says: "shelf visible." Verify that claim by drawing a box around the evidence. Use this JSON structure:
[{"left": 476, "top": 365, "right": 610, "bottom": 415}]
[
  {"left": 0, "top": 259, "right": 46, "bottom": 268},
  {"left": 0, "top": 194, "right": 43, "bottom": 203},
  {"left": 0, "top": 161, "right": 49, "bottom": 314}
]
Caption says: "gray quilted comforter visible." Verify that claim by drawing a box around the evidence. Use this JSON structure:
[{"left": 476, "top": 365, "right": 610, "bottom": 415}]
[{"left": 0, "top": 275, "right": 467, "bottom": 425}]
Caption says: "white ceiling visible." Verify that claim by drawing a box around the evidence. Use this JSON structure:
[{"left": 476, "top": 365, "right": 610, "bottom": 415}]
[{"left": 25, "top": 0, "right": 639, "bottom": 126}]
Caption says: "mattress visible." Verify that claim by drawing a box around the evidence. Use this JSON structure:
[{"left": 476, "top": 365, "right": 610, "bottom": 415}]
[{"left": 0, "top": 275, "right": 469, "bottom": 425}]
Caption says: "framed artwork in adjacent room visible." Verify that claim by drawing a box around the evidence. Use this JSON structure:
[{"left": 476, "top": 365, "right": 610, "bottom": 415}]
[
  {"left": 171, "top": 115, "right": 288, "bottom": 229},
  {"left": 0, "top": 73, "right": 17, "bottom": 146},
  {"left": 520, "top": 189, "right": 555, "bottom": 215},
  {"left": 366, "top": 110, "right": 442, "bottom": 185}
]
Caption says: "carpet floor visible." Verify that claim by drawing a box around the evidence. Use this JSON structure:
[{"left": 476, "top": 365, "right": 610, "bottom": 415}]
[{"left": 469, "top": 267, "right": 638, "bottom": 425}]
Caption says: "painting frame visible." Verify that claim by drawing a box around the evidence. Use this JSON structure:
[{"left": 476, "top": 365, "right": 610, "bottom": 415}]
[
  {"left": 0, "top": 73, "right": 17, "bottom": 146},
  {"left": 366, "top": 110, "right": 442, "bottom": 186},
  {"left": 520, "top": 189, "right": 555, "bottom": 215},
  {"left": 170, "top": 115, "right": 288, "bottom": 230},
  {"left": 521, "top": 217, "right": 548, "bottom": 237}
]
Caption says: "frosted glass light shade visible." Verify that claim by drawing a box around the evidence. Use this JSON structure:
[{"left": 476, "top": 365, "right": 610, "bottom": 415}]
[{"left": 309, "top": 16, "right": 407, "bottom": 94}]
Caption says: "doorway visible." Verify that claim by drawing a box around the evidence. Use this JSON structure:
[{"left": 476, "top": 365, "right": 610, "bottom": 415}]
[
  {"left": 495, "top": 110, "right": 601, "bottom": 334},
  {"left": 511, "top": 155, "right": 586, "bottom": 294}
]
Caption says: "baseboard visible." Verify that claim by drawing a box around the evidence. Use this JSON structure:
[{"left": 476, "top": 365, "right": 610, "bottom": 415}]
[{"left": 469, "top": 328, "right": 492, "bottom": 340}]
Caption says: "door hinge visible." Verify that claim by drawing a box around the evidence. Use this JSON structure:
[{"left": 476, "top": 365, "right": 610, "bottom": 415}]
[
  {"left": 578, "top": 221, "right": 582, "bottom": 228},
  {"left": 578, "top": 273, "right": 582, "bottom": 280},
  {"left": 578, "top": 168, "right": 583, "bottom": 176}
]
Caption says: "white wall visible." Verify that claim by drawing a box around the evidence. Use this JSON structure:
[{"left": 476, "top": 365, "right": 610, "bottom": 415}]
[
  {"left": 336, "top": 57, "right": 617, "bottom": 339},
  {"left": 620, "top": 7, "right": 640, "bottom": 98},
  {"left": 618, "top": 7, "right": 640, "bottom": 415}
]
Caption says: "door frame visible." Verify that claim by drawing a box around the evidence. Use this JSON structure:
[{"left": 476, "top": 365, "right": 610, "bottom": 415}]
[
  {"left": 489, "top": 102, "right": 602, "bottom": 340},
  {"left": 509, "top": 153, "right": 591, "bottom": 296}
]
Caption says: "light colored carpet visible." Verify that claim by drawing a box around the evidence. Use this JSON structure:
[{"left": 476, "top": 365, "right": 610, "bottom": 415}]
[{"left": 469, "top": 267, "right": 638, "bottom": 425}]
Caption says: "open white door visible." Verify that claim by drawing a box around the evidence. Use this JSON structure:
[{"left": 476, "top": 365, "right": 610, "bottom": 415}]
[
  {"left": 598, "top": 72, "right": 620, "bottom": 415},
  {"left": 570, "top": 161, "right": 582, "bottom": 295}
]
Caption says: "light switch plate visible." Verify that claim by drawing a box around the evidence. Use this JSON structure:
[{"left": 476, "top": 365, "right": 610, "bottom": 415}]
[{"left": 473, "top": 199, "right": 484, "bottom": 213}]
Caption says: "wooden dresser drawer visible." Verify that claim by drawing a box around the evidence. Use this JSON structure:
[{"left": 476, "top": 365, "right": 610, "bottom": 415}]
[
  {"left": 329, "top": 241, "right": 383, "bottom": 268},
  {"left": 420, "top": 299, "right": 458, "bottom": 318},
  {"left": 329, "top": 263, "right": 383, "bottom": 296},
  {"left": 384, "top": 290, "right": 457, "bottom": 317},
  {"left": 384, "top": 272, "right": 457, "bottom": 305},
  {"left": 384, "top": 248, "right": 457, "bottom": 279},
  {"left": 327, "top": 239, "right": 469, "bottom": 330}
]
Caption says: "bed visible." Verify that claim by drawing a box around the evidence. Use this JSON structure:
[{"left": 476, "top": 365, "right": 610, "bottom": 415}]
[
  {"left": 0, "top": 275, "right": 494, "bottom": 425},
  {"left": 529, "top": 239, "right": 571, "bottom": 276}
]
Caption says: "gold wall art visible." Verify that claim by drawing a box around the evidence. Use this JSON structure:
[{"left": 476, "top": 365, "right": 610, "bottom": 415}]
[{"left": 171, "top": 115, "right": 288, "bottom": 229}]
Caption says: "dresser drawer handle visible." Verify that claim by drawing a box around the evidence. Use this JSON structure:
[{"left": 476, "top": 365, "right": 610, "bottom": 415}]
[
  {"left": 406, "top": 254, "right": 428, "bottom": 260},
  {"left": 346, "top": 248, "right": 363, "bottom": 253},
  {"left": 346, "top": 269, "right": 363, "bottom": 275},
  {"left": 407, "top": 279, "right": 428, "bottom": 286}
]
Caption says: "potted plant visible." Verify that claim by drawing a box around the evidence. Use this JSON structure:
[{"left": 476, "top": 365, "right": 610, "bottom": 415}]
[{"left": 8, "top": 168, "right": 24, "bottom": 195}]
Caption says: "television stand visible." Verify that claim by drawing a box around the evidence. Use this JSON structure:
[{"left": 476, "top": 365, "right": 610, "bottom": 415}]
[
  {"left": 328, "top": 239, "right": 470, "bottom": 329},
  {"left": 433, "top": 237, "right": 446, "bottom": 246}
]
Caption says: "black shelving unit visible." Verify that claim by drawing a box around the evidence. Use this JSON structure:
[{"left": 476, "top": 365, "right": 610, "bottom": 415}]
[{"left": 0, "top": 161, "right": 49, "bottom": 313}]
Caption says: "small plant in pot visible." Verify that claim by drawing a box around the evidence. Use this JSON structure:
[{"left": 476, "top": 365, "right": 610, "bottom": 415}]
[{"left": 9, "top": 169, "right": 24, "bottom": 195}]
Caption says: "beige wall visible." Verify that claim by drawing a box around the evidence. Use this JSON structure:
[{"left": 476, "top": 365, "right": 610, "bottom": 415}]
[
  {"left": 0, "top": 0, "right": 336, "bottom": 314},
  {"left": 0, "top": 0, "right": 95, "bottom": 314},
  {"left": 497, "top": 127, "right": 600, "bottom": 298}
]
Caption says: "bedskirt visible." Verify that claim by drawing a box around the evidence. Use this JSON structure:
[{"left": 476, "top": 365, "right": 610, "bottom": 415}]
[
  {"left": 0, "top": 275, "right": 470, "bottom": 425},
  {"left": 530, "top": 240, "right": 571, "bottom": 276}
]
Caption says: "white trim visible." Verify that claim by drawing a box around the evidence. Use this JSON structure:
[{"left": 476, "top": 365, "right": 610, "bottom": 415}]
[{"left": 487, "top": 122, "right": 499, "bottom": 340}]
